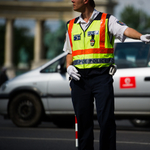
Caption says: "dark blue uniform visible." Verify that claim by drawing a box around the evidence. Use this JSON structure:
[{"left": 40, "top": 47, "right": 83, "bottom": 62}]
[{"left": 70, "top": 67, "right": 116, "bottom": 150}]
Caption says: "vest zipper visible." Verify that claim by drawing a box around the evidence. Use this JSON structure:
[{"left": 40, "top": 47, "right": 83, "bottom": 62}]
[
  {"left": 84, "top": 31, "right": 85, "bottom": 69},
  {"left": 79, "top": 23, "right": 86, "bottom": 68}
]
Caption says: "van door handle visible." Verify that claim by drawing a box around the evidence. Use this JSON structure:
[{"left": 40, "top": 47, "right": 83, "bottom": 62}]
[{"left": 144, "top": 77, "right": 150, "bottom": 81}]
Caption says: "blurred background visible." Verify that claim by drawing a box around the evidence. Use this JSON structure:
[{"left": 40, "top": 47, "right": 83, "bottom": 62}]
[{"left": 0, "top": 0, "right": 150, "bottom": 79}]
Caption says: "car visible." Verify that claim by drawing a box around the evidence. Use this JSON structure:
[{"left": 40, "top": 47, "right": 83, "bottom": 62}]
[{"left": 0, "top": 38, "right": 150, "bottom": 128}]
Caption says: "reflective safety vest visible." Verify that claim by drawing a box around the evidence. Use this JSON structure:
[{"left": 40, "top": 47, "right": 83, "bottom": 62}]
[{"left": 67, "top": 12, "right": 115, "bottom": 69}]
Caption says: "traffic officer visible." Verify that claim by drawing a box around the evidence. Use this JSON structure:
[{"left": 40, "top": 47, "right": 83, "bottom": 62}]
[{"left": 63, "top": 0, "right": 150, "bottom": 150}]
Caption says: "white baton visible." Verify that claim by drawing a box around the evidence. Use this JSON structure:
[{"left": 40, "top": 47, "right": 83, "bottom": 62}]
[{"left": 75, "top": 115, "right": 78, "bottom": 147}]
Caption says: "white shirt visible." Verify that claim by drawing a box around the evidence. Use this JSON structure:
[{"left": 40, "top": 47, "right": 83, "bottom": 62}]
[{"left": 63, "top": 9, "right": 128, "bottom": 54}]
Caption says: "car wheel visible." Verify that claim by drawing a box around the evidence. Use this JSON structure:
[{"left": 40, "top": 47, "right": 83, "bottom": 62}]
[
  {"left": 130, "top": 119, "right": 150, "bottom": 127},
  {"left": 9, "top": 92, "right": 42, "bottom": 127}
]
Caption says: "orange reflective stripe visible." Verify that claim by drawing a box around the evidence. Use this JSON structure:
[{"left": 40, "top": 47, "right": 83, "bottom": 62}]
[
  {"left": 100, "top": 13, "right": 107, "bottom": 48},
  {"left": 72, "top": 48, "right": 114, "bottom": 56},
  {"left": 68, "top": 18, "right": 75, "bottom": 51}
]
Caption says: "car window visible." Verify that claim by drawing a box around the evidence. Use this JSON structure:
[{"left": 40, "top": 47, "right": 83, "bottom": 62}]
[
  {"left": 40, "top": 56, "right": 66, "bottom": 73},
  {"left": 114, "top": 42, "right": 150, "bottom": 68}
]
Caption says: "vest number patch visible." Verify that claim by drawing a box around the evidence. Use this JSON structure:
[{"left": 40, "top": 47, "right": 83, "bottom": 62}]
[{"left": 88, "top": 31, "right": 99, "bottom": 36}]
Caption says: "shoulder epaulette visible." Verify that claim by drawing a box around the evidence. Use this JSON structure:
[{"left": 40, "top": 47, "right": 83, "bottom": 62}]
[
  {"left": 67, "top": 17, "right": 80, "bottom": 25},
  {"left": 95, "top": 12, "right": 111, "bottom": 20}
]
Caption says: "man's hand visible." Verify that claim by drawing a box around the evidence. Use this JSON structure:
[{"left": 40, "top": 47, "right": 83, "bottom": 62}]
[
  {"left": 109, "top": 65, "right": 117, "bottom": 75},
  {"left": 140, "top": 34, "right": 150, "bottom": 44},
  {"left": 67, "top": 65, "right": 81, "bottom": 81}
]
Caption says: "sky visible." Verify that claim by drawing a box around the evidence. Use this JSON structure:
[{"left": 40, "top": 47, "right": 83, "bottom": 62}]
[{"left": 0, "top": 0, "right": 150, "bottom": 35}]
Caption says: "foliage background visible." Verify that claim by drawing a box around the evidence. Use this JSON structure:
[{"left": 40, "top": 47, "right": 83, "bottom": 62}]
[{"left": 120, "top": 6, "right": 150, "bottom": 33}]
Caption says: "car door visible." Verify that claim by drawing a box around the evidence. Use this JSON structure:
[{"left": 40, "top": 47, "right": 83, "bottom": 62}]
[
  {"left": 41, "top": 55, "right": 73, "bottom": 114},
  {"left": 114, "top": 68, "right": 150, "bottom": 112},
  {"left": 113, "top": 41, "right": 150, "bottom": 114}
]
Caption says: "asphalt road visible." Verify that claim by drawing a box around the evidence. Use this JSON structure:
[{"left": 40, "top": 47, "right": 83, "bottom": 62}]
[{"left": 0, "top": 116, "right": 150, "bottom": 150}]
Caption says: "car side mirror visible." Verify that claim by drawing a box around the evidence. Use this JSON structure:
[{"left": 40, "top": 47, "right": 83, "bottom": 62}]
[{"left": 57, "top": 64, "right": 66, "bottom": 74}]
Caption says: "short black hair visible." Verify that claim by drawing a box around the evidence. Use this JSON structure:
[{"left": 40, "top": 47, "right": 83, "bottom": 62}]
[{"left": 89, "top": 0, "right": 95, "bottom": 8}]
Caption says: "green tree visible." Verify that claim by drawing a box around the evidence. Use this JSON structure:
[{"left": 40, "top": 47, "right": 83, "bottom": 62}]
[
  {"left": 14, "top": 26, "right": 33, "bottom": 66},
  {"left": 120, "top": 6, "right": 150, "bottom": 32},
  {"left": 44, "top": 20, "right": 66, "bottom": 60},
  {"left": 0, "top": 25, "right": 34, "bottom": 67}
]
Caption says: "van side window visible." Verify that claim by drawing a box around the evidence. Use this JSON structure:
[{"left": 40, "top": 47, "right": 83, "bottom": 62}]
[
  {"left": 40, "top": 56, "right": 66, "bottom": 73},
  {"left": 114, "top": 42, "right": 150, "bottom": 69}
]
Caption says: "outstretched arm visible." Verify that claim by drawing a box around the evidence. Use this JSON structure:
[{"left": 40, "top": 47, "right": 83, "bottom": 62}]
[
  {"left": 124, "top": 27, "right": 142, "bottom": 39},
  {"left": 124, "top": 27, "right": 150, "bottom": 43}
]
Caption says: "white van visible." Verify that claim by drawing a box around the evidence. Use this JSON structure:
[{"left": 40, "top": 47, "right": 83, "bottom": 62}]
[{"left": 0, "top": 39, "right": 150, "bottom": 128}]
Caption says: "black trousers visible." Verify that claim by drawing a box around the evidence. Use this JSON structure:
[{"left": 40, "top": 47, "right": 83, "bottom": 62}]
[{"left": 70, "top": 73, "right": 116, "bottom": 150}]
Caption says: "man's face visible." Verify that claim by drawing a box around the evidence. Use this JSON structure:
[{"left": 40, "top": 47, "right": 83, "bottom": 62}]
[{"left": 71, "top": 0, "right": 86, "bottom": 12}]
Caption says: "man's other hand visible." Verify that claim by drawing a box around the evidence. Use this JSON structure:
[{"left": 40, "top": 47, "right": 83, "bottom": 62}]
[{"left": 67, "top": 65, "right": 81, "bottom": 81}]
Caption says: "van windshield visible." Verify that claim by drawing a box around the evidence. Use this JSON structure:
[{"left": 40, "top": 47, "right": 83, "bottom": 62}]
[{"left": 114, "top": 42, "right": 150, "bottom": 68}]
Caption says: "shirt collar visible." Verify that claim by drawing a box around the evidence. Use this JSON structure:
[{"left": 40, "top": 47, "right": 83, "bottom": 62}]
[{"left": 77, "top": 9, "right": 99, "bottom": 24}]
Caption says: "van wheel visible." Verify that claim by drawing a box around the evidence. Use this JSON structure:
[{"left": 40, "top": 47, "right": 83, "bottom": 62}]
[
  {"left": 130, "top": 119, "right": 150, "bottom": 127},
  {"left": 9, "top": 93, "right": 42, "bottom": 127}
]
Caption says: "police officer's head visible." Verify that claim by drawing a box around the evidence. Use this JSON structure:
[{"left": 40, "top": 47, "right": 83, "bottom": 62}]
[{"left": 71, "top": 0, "right": 95, "bottom": 12}]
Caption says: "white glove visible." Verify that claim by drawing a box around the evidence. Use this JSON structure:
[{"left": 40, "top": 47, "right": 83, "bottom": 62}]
[
  {"left": 67, "top": 65, "right": 81, "bottom": 81},
  {"left": 140, "top": 34, "right": 150, "bottom": 44},
  {"left": 109, "top": 65, "right": 117, "bottom": 75}
]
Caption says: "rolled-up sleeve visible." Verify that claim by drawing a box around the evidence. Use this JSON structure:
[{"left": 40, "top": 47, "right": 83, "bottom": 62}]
[
  {"left": 109, "top": 15, "right": 128, "bottom": 42},
  {"left": 63, "top": 32, "right": 72, "bottom": 54}
]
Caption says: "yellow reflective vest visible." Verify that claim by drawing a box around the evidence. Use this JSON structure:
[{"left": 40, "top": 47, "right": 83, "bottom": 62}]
[{"left": 67, "top": 12, "right": 115, "bottom": 69}]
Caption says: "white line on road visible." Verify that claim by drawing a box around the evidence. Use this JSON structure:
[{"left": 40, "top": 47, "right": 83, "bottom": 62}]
[
  {"left": 0, "top": 137, "right": 74, "bottom": 141},
  {"left": 0, "top": 137, "right": 150, "bottom": 145}
]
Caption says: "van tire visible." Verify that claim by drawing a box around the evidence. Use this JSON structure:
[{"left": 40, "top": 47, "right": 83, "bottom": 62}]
[{"left": 9, "top": 93, "right": 42, "bottom": 127}]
